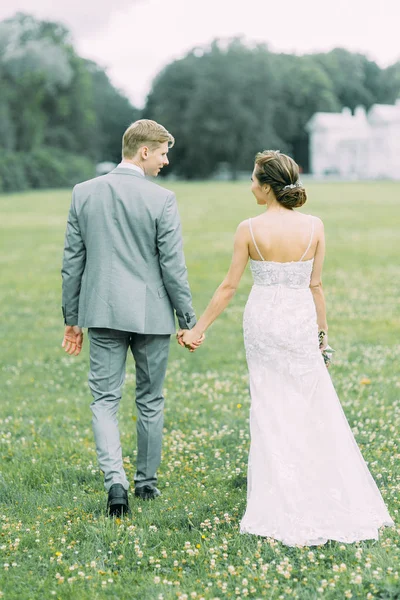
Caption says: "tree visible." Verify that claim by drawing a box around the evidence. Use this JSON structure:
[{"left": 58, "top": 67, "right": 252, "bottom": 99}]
[
  {"left": 313, "top": 48, "right": 382, "bottom": 111},
  {"left": 0, "top": 13, "right": 75, "bottom": 152},
  {"left": 271, "top": 54, "right": 340, "bottom": 171},
  {"left": 145, "top": 38, "right": 283, "bottom": 179},
  {"left": 144, "top": 51, "right": 201, "bottom": 178},
  {"left": 88, "top": 61, "right": 139, "bottom": 163},
  {"left": 0, "top": 12, "right": 139, "bottom": 191},
  {"left": 145, "top": 41, "right": 398, "bottom": 177},
  {"left": 379, "top": 62, "right": 400, "bottom": 104}
]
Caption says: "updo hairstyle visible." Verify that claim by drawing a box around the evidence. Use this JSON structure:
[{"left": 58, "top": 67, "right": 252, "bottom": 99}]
[{"left": 254, "top": 150, "right": 307, "bottom": 209}]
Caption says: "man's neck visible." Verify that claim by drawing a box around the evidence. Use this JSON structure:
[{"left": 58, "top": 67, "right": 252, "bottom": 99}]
[{"left": 120, "top": 159, "right": 145, "bottom": 175}]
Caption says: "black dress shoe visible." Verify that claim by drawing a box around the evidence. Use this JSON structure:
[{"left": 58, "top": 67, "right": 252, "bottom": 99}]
[
  {"left": 107, "top": 483, "right": 129, "bottom": 517},
  {"left": 134, "top": 485, "right": 161, "bottom": 500}
]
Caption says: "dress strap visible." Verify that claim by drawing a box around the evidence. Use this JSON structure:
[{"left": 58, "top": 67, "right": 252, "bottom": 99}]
[
  {"left": 299, "top": 216, "right": 315, "bottom": 262},
  {"left": 248, "top": 218, "right": 265, "bottom": 261}
]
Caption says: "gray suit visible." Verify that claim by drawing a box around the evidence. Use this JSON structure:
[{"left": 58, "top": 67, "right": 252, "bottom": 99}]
[{"left": 62, "top": 166, "right": 196, "bottom": 491}]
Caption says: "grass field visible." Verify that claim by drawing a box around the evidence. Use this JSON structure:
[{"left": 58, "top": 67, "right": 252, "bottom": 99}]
[{"left": 0, "top": 181, "right": 399, "bottom": 600}]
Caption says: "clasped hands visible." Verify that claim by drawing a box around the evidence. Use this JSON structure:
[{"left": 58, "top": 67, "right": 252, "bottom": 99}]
[{"left": 176, "top": 328, "right": 205, "bottom": 353}]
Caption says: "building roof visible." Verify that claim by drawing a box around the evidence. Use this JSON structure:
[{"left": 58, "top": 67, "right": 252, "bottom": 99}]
[
  {"left": 306, "top": 100, "right": 400, "bottom": 132},
  {"left": 368, "top": 102, "right": 400, "bottom": 124},
  {"left": 306, "top": 108, "right": 369, "bottom": 133}
]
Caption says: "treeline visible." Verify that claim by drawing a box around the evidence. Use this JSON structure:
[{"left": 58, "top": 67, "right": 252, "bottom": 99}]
[
  {"left": 0, "top": 13, "right": 139, "bottom": 192},
  {"left": 145, "top": 38, "right": 400, "bottom": 179},
  {"left": 2, "top": 15, "right": 400, "bottom": 191}
]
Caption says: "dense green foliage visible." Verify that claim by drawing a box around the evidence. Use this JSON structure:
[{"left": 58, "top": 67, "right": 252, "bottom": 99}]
[
  {"left": 2, "top": 12, "right": 400, "bottom": 190},
  {"left": 0, "top": 181, "right": 399, "bottom": 599},
  {"left": 145, "top": 40, "right": 400, "bottom": 178},
  {"left": 0, "top": 13, "right": 139, "bottom": 192},
  {"left": 0, "top": 148, "right": 95, "bottom": 193}
]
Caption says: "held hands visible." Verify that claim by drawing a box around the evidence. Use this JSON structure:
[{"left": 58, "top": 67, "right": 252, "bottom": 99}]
[
  {"left": 176, "top": 328, "right": 205, "bottom": 353},
  {"left": 62, "top": 325, "right": 84, "bottom": 356}
]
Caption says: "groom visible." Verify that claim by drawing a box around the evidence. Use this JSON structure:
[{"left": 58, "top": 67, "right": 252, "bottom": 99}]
[{"left": 61, "top": 119, "right": 203, "bottom": 516}]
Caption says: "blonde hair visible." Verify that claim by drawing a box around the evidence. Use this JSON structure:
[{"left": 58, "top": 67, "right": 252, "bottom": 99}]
[
  {"left": 254, "top": 150, "right": 307, "bottom": 209},
  {"left": 122, "top": 119, "right": 175, "bottom": 159}
]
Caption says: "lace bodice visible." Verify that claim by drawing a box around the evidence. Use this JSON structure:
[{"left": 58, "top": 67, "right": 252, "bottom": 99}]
[
  {"left": 244, "top": 217, "right": 318, "bottom": 373},
  {"left": 247, "top": 215, "right": 315, "bottom": 288},
  {"left": 250, "top": 258, "right": 314, "bottom": 288}
]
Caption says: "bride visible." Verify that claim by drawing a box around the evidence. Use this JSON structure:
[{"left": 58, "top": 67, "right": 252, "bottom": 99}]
[{"left": 179, "top": 150, "right": 394, "bottom": 546}]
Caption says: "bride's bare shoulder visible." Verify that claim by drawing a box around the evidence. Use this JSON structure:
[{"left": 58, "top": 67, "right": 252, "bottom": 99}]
[
  {"left": 312, "top": 215, "right": 324, "bottom": 228},
  {"left": 235, "top": 219, "right": 252, "bottom": 240},
  {"left": 307, "top": 215, "right": 325, "bottom": 241},
  {"left": 303, "top": 213, "right": 324, "bottom": 227},
  {"left": 237, "top": 218, "right": 251, "bottom": 231}
]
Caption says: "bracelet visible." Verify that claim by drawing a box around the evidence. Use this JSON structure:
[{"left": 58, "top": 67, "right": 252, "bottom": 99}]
[{"left": 318, "top": 330, "right": 327, "bottom": 348}]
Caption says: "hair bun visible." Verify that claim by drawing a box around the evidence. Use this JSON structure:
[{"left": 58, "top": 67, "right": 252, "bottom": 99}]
[
  {"left": 254, "top": 150, "right": 307, "bottom": 209},
  {"left": 277, "top": 185, "right": 307, "bottom": 209}
]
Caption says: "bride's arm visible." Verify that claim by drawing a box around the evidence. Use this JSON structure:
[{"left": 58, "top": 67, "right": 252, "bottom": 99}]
[
  {"left": 181, "top": 221, "right": 249, "bottom": 345},
  {"left": 309, "top": 218, "right": 328, "bottom": 346}
]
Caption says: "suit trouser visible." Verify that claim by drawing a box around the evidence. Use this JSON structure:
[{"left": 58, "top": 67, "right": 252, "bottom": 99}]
[{"left": 88, "top": 328, "right": 170, "bottom": 492}]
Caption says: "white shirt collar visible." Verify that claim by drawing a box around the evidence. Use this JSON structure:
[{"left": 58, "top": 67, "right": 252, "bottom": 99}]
[{"left": 118, "top": 161, "right": 144, "bottom": 176}]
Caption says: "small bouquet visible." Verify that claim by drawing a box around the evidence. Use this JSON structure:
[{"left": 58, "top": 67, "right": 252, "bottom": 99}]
[{"left": 318, "top": 330, "right": 335, "bottom": 368}]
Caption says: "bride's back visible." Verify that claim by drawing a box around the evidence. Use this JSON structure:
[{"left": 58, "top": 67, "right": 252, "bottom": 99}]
[{"left": 249, "top": 211, "right": 316, "bottom": 263}]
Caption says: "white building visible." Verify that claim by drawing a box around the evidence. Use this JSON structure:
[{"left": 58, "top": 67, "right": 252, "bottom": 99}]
[{"left": 306, "top": 100, "right": 400, "bottom": 179}]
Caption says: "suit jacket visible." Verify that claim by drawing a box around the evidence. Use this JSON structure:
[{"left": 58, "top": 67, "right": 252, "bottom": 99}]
[{"left": 61, "top": 167, "right": 196, "bottom": 334}]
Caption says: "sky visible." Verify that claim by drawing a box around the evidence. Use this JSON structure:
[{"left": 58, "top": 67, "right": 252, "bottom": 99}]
[{"left": 1, "top": 0, "right": 400, "bottom": 107}]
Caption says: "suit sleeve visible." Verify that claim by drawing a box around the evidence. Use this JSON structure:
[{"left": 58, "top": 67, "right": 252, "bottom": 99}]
[
  {"left": 61, "top": 188, "right": 86, "bottom": 325},
  {"left": 156, "top": 192, "right": 196, "bottom": 330}
]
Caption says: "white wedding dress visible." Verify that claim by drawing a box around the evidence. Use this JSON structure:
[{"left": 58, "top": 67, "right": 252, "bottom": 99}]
[{"left": 239, "top": 217, "right": 394, "bottom": 546}]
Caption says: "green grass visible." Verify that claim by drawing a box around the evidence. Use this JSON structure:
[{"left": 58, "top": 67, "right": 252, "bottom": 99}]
[{"left": 0, "top": 181, "right": 399, "bottom": 600}]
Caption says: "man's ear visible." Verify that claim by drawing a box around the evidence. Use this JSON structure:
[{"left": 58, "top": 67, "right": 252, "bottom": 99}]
[{"left": 141, "top": 146, "right": 149, "bottom": 160}]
